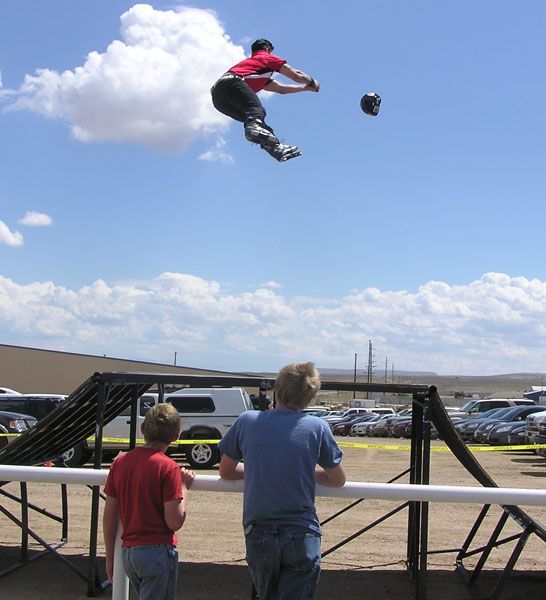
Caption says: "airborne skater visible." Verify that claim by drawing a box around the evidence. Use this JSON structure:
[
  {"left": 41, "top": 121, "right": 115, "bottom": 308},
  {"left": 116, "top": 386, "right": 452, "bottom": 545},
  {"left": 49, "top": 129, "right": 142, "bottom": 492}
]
[{"left": 211, "top": 39, "right": 319, "bottom": 162}]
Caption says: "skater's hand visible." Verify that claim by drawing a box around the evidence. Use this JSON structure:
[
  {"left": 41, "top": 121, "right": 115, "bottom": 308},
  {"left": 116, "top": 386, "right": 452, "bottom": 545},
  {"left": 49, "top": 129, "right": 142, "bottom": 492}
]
[{"left": 306, "top": 78, "right": 320, "bottom": 92}]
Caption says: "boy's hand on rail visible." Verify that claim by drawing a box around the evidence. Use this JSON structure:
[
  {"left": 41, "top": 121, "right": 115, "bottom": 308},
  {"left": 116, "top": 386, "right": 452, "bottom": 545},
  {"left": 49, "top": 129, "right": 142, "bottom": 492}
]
[{"left": 181, "top": 468, "right": 195, "bottom": 488}]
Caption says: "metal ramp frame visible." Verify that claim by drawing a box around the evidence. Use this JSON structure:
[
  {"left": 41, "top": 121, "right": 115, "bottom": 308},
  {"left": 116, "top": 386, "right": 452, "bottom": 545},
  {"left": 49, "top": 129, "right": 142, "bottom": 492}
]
[{"left": 1, "top": 373, "right": 544, "bottom": 598}]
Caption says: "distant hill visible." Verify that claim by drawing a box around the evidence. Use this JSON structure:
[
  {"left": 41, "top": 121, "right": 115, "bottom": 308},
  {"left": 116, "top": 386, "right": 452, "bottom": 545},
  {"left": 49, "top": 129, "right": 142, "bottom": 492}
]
[{"left": 318, "top": 368, "right": 438, "bottom": 377}]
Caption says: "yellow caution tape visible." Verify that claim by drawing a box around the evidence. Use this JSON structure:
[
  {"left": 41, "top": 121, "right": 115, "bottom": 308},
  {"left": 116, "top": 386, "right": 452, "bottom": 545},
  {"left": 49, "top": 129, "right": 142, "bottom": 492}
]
[
  {"left": 336, "top": 441, "right": 546, "bottom": 452},
  {"left": 1, "top": 433, "right": 544, "bottom": 453},
  {"left": 96, "top": 437, "right": 220, "bottom": 445},
  {"left": 0, "top": 434, "right": 221, "bottom": 445}
]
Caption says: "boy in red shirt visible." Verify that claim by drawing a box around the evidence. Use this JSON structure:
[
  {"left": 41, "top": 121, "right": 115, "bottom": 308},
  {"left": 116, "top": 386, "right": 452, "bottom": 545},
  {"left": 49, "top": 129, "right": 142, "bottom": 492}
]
[
  {"left": 211, "top": 38, "right": 320, "bottom": 162},
  {"left": 103, "top": 403, "right": 194, "bottom": 600}
]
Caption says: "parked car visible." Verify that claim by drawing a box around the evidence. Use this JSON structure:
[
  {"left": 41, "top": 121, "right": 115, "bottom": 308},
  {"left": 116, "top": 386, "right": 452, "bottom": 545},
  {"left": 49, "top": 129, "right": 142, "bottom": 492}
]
[
  {"left": 0, "top": 394, "right": 67, "bottom": 420},
  {"left": 324, "top": 408, "right": 375, "bottom": 423},
  {"left": 0, "top": 410, "right": 37, "bottom": 448},
  {"left": 456, "top": 398, "right": 535, "bottom": 418},
  {"left": 0, "top": 387, "right": 22, "bottom": 396},
  {"left": 352, "top": 414, "right": 386, "bottom": 436},
  {"left": 455, "top": 408, "right": 513, "bottom": 442},
  {"left": 473, "top": 406, "right": 546, "bottom": 443},
  {"left": 0, "top": 394, "right": 100, "bottom": 467},
  {"left": 391, "top": 419, "right": 412, "bottom": 438},
  {"left": 487, "top": 421, "right": 528, "bottom": 446},
  {"left": 332, "top": 414, "right": 375, "bottom": 436},
  {"left": 369, "top": 407, "right": 396, "bottom": 416},
  {"left": 508, "top": 426, "right": 528, "bottom": 446},
  {"left": 525, "top": 410, "right": 546, "bottom": 445}
]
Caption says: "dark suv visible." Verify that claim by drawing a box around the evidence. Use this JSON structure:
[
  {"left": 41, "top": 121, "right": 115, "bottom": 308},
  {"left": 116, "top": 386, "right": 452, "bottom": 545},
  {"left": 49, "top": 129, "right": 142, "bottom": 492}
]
[
  {"left": 0, "top": 394, "right": 67, "bottom": 420},
  {"left": 0, "top": 395, "right": 84, "bottom": 464},
  {"left": 0, "top": 410, "right": 37, "bottom": 449}
]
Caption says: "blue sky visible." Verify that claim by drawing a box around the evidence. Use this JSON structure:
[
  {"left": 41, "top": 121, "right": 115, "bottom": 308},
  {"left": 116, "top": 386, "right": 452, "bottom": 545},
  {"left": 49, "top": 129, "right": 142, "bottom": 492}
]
[{"left": 1, "top": 1, "right": 545, "bottom": 375}]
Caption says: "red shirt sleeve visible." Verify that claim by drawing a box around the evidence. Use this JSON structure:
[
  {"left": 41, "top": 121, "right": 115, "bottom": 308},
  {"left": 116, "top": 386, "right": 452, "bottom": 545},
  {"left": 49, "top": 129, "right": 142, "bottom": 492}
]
[
  {"left": 267, "top": 53, "right": 287, "bottom": 72},
  {"left": 104, "top": 462, "right": 117, "bottom": 498},
  {"left": 162, "top": 462, "right": 183, "bottom": 503}
]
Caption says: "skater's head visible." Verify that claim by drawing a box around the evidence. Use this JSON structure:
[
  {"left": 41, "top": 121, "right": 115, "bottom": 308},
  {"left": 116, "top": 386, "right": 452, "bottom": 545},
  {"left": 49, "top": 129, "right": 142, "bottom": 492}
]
[{"left": 251, "top": 39, "right": 274, "bottom": 54}]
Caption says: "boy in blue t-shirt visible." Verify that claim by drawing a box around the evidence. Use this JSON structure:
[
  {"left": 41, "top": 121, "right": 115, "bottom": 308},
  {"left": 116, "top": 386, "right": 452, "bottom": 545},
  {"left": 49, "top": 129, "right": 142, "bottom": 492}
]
[{"left": 219, "top": 362, "right": 345, "bottom": 600}]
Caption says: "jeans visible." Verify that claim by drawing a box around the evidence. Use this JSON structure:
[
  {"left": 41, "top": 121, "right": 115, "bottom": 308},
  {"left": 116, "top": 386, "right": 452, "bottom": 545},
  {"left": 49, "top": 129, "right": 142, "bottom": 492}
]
[
  {"left": 245, "top": 525, "right": 321, "bottom": 600},
  {"left": 122, "top": 545, "right": 178, "bottom": 600}
]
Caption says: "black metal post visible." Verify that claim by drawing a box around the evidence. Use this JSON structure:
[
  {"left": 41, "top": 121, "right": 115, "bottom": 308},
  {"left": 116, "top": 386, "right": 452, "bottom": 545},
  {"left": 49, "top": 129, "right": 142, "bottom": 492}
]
[
  {"left": 20, "top": 482, "right": 28, "bottom": 562},
  {"left": 87, "top": 381, "right": 107, "bottom": 596},
  {"left": 129, "top": 385, "right": 139, "bottom": 450},
  {"left": 417, "top": 398, "right": 432, "bottom": 600},
  {"left": 61, "top": 484, "right": 69, "bottom": 541},
  {"left": 408, "top": 398, "right": 424, "bottom": 580}
]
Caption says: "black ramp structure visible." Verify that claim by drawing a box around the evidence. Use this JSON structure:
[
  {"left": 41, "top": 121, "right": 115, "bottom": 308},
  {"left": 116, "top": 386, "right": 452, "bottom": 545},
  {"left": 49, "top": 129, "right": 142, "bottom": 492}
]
[{"left": 428, "top": 386, "right": 546, "bottom": 599}]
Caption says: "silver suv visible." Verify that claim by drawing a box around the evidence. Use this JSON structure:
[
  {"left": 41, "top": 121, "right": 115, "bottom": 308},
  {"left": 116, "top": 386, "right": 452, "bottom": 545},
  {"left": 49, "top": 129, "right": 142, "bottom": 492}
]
[{"left": 89, "top": 387, "right": 253, "bottom": 469}]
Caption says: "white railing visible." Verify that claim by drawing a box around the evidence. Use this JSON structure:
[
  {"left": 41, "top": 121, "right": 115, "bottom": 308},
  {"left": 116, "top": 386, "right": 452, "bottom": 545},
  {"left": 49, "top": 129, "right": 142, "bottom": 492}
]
[{"left": 3, "top": 464, "right": 546, "bottom": 600}]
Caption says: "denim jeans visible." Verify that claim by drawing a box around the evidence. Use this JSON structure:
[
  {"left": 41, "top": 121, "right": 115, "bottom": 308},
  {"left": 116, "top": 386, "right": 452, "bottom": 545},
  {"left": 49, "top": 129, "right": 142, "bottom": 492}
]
[
  {"left": 245, "top": 525, "right": 321, "bottom": 600},
  {"left": 122, "top": 544, "right": 178, "bottom": 600}
]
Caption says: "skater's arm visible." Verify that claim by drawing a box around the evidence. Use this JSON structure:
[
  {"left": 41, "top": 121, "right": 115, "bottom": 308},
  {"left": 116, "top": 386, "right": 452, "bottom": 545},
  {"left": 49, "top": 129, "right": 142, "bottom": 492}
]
[
  {"left": 264, "top": 80, "right": 311, "bottom": 94},
  {"left": 278, "top": 64, "right": 320, "bottom": 91}
]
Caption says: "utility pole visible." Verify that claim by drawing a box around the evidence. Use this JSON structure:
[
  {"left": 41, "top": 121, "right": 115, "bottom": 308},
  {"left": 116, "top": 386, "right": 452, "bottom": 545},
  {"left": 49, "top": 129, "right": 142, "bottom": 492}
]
[
  {"left": 391, "top": 362, "right": 395, "bottom": 384},
  {"left": 353, "top": 353, "right": 357, "bottom": 400},
  {"left": 366, "top": 340, "right": 374, "bottom": 399},
  {"left": 174, "top": 351, "right": 177, "bottom": 366},
  {"left": 383, "top": 356, "right": 388, "bottom": 396}
]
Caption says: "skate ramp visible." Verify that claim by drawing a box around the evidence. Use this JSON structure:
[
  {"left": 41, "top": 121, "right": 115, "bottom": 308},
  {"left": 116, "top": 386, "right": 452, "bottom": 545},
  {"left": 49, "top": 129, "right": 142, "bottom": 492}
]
[
  {"left": 0, "top": 374, "right": 151, "bottom": 466},
  {"left": 428, "top": 386, "right": 546, "bottom": 541}
]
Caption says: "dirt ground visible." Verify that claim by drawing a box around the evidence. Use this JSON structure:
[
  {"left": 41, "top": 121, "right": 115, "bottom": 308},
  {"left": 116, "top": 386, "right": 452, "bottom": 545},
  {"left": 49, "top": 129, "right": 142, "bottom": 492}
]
[{"left": 2, "top": 439, "right": 546, "bottom": 599}]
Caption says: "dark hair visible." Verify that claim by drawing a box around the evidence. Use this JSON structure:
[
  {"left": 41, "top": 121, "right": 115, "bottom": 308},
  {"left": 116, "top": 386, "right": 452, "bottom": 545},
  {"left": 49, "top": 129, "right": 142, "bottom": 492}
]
[{"left": 251, "top": 39, "right": 274, "bottom": 53}]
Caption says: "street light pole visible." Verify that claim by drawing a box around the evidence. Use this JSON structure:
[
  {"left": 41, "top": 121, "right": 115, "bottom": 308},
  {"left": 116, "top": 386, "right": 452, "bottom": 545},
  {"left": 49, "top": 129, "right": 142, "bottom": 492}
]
[{"left": 353, "top": 353, "right": 357, "bottom": 399}]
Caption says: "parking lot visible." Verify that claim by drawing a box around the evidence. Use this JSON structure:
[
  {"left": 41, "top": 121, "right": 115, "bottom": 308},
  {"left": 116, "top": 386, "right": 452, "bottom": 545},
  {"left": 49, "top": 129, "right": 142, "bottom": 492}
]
[{"left": 1, "top": 439, "right": 546, "bottom": 599}]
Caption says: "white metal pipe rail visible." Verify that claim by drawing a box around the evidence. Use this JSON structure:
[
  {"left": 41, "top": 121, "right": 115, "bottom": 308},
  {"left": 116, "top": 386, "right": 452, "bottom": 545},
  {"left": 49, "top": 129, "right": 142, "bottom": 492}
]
[{"left": 3, "top": 464, "right": 546, "bottom": 600}]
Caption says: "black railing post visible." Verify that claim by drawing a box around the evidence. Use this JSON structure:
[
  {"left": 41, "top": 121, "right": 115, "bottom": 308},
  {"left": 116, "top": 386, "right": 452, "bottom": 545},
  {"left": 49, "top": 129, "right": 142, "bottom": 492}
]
[
  {"left": 417, "top": 396, "right": 432, "bottom": 600},
  {"left": 87, "top": 380, "right": 107, "bottom": 596}
]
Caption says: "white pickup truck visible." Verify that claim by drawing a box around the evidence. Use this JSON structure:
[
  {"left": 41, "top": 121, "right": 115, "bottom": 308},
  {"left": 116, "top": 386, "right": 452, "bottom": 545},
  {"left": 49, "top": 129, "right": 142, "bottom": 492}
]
[{"left": 85, "top": 387, "right": 253, "bottom": 469}]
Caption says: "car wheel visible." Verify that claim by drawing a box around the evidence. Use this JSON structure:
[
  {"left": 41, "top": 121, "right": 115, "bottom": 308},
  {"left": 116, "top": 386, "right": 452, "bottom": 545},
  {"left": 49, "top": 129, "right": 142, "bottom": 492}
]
[
  {"left": 58, "top": 443, "right": 92, "bottom": 468},
  {"left": 185, "top": 443, "right": 221, "bottom": 469}
]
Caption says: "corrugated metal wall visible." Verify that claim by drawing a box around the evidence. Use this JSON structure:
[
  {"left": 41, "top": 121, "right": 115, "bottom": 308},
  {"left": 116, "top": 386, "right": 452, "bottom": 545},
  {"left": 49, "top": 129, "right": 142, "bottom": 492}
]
[{"left": 0, "top": 344, "right": 239, "bottom": 395}]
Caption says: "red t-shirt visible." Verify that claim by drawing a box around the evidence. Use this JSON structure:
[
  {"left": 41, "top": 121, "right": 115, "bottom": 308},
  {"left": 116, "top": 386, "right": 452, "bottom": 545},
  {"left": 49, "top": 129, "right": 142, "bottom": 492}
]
[
  {"left": 228, "top": 50, "right": 286, "bottom": 92},
  {"left": 104, "top": 447, "right": 183, "bottom": 547}
]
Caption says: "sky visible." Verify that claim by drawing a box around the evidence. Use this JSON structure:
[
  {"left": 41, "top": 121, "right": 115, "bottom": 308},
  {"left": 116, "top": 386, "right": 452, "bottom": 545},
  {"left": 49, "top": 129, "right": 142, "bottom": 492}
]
[{"left": 1, "top": 1, "right": 545, "bottom": 375}]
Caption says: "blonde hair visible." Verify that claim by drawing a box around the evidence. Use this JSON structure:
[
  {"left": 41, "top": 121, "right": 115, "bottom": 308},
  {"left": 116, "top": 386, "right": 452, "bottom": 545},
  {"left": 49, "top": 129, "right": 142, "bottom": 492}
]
[
  {"left": 141, "top": 403, "right": 180, "bottom": 445},
  {"left": 274, "top": 362, "right": 321, "bottom": 410}
]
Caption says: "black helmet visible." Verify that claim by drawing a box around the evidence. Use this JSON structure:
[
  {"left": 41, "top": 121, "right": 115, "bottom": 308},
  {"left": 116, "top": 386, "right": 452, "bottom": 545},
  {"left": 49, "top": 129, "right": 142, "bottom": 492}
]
[
  {"left": 251, "top": 39, "right": 274, "bottom": 53},
  {"left": 360, "top": 92, "right": 381, "bottom": 116}
]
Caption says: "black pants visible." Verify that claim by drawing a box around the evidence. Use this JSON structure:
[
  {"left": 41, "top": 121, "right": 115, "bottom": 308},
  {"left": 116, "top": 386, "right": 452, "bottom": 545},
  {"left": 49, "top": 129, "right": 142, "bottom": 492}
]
[{"left": 211, "top": 77, "right": 267, "bottom": 124}]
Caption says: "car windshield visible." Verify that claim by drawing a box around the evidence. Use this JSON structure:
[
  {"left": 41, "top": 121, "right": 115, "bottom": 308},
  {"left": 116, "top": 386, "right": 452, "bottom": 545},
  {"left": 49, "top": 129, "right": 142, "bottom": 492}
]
[
  {"left": 478, "top": 407, "right": 506, "bottom": 419},
  {"left": 353, "top": 415, "right": 372, "bottom": 424},
  {"left": 460, "top": 400, "right": 477, "bottom": 412},
  {"left": 482, "top": 407, "right": 512, "bottom": 419},
  {"left": 501, "top": 406, "right": 539, "bottom": 421}
]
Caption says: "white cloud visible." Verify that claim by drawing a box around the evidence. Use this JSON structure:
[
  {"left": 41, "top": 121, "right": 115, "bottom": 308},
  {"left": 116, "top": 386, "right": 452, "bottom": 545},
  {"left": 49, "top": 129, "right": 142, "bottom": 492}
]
[
  {"left": 4, "top": 4, "right": 244, "bottom": 153},
  {"left": 198, "top": 136, "right": 234, "bottom": 164},
  {"left": 2, "top": 272, "right": 546, "bottom": 374},
  {"left": 0, "top": 221, "right": 23, "bottom": 247},
  {"left": 19, "top": 211, "right": 53, "bottom": 227}
]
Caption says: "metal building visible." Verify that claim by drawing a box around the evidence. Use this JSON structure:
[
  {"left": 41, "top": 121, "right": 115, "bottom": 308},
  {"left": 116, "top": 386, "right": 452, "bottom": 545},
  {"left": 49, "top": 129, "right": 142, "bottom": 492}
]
[{"left": 0, "top": 343, "right": 244, "bottom": 395}]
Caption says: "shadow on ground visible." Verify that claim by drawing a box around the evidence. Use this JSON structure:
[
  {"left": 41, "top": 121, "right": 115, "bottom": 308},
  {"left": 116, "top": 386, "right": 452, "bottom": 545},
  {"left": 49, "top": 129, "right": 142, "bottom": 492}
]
[{"left": 1, "top": 549, "right": 545, "bottom": 600}]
